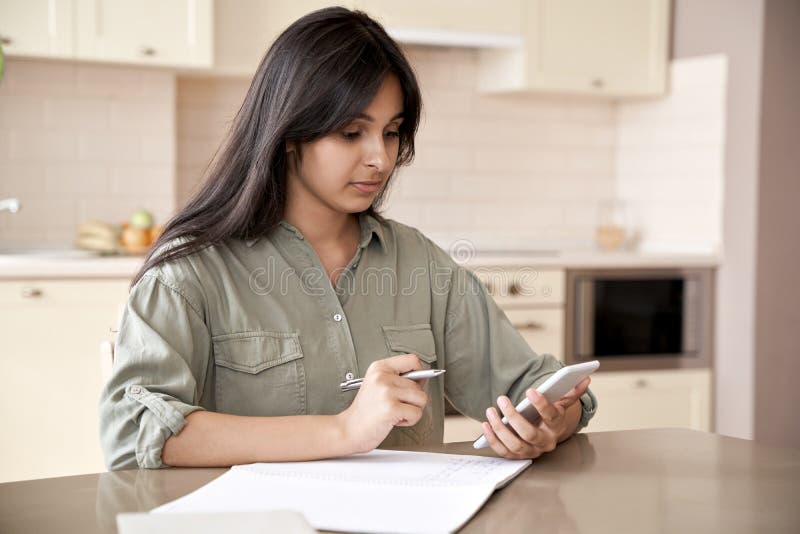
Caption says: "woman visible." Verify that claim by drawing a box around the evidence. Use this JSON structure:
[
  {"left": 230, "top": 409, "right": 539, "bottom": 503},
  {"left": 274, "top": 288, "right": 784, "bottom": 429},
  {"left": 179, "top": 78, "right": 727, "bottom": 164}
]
[{"left": 99, "top": 7, "right": 597, "bottom": 470}]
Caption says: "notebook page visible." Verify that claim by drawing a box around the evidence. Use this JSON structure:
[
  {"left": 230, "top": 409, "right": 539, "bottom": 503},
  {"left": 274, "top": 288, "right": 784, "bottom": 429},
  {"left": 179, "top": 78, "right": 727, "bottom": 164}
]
[{"left": 152, "top": 450, "right": 531, "bottom": 534}]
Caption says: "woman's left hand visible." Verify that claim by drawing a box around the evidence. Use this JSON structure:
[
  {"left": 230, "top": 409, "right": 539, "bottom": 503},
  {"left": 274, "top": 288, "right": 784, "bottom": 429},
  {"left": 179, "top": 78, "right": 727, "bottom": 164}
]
[{"left": 480, "top": 377, "right": 590, "bottom": 460}]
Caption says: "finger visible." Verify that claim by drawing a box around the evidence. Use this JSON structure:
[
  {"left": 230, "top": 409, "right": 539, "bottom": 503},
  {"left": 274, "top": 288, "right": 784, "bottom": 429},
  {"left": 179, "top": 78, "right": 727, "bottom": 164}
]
[
  {"left": 389, "top": 374, "right": 425, "bottom": 390},
  {"left": 526, "top": 389, "right": 560, "bottom": 425},
  {"left": 555, "top": 377, "right": 591, "bottom": 409},
  {"left": 496, "top": 395, "right": 538, "bottom": 443},
  {"left": 380, "top": 353, "right": 424, "bottom": 375},
  {"left": 480, "top": 421, "right": 513, "bottom": 458},
  {"left": 394, "top": 386, "right": 429, "bottom": 409},
  {"left": 393, "top": 403, "right": 424, "bottom": 427},
  {"left": 526, "top": 425, "right": 558, "bottom": 454},
  {"left": 486, "top": 406, "right": 529, "bottom": 457}
]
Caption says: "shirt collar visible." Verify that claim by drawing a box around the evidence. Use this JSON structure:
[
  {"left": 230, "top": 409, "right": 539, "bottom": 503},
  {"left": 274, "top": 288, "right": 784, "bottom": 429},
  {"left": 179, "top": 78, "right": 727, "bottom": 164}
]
[{"left": 245, "top": 212, "right": 386, "bottom": 253}]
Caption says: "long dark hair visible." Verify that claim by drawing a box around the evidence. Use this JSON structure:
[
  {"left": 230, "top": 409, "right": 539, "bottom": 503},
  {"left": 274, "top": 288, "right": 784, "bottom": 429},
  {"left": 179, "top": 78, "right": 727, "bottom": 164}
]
[{"left": 131, "top": 7, "right": 422, "bottom": 288}]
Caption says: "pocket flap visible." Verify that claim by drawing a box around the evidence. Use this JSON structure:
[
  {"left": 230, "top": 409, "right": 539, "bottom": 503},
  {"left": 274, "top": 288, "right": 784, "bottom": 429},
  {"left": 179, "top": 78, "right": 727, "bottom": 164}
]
[
  {"left": 212, "top": 331, "right": 302, "bottom": 374},
  {"left": 382, "top": 324, "right": 437, "bottom": 363}
]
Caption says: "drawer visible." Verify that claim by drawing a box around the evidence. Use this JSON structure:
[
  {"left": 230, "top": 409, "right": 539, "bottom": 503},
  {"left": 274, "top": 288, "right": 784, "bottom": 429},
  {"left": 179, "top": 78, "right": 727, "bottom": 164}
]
[
  {"left": 505, "top": 307, "right": 565, "bottom": 361},
  {"left": 586, "top": 369, "right": 712, "bottom": 432},
  {"left": 0, "top": 279, "right": 130, "bottom": 305},
  {"left": 472, "top": 268, "right": 565, "bottom": 307}
]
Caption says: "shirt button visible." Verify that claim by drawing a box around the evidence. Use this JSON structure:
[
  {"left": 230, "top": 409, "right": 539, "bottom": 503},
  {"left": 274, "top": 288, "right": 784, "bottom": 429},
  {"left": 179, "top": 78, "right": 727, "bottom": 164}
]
[
  {"left": 345, "top": 372, "right": 355, "bottom": 381},
  {"left": 333, "top": 313, "right": 343, "bottom": 322}
]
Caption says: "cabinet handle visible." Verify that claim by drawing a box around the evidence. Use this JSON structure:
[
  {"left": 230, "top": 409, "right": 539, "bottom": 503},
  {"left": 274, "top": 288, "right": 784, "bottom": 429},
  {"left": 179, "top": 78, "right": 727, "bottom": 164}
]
[
  {"left": 591, "top": 78, "right": 605, "bottom": 89},
  {"left": 139, "top": 46, "right": 156, "bottom": 57},
  {"left": 0, "top": 36, "right": 12, "bottom": 46},
  {"left": 21, "top": 287, "right": 43, "bottom": 298},
  {"left": 512, "top": 321, "right": 543, "bottom": 330}
]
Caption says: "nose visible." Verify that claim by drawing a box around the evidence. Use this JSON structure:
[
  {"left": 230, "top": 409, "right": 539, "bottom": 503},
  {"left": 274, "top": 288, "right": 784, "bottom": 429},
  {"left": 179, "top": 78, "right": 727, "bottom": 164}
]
[{"left": 364, "top": 135, "right": 391, "bottom": 174}]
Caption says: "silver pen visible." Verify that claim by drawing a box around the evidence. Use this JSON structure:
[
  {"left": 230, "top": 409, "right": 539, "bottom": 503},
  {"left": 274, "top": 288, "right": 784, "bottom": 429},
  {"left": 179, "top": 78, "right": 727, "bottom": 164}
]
[{"left": 340, "top": 369, "right": 446, "bottom": 392}]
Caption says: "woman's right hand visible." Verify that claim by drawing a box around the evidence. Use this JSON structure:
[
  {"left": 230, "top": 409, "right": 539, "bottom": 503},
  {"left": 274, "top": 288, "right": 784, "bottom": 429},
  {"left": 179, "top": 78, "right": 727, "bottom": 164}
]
[{"left": 337, "top": 353, "right": 429, "bottom": 454}]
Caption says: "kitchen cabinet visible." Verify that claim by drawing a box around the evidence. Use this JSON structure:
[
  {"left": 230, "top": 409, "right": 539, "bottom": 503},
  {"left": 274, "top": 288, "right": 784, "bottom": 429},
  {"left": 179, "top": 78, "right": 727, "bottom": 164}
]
[
  {"left": 479, "top": 0, "right": 670, "bottom": 97},
  {"left": 586, "top": 368, "right": 712, "bottom": 432},
  {"left": 75, "top": 0, "right": 212, "bottom": 68},
  {"left": 0, "top": 0, "right": 75, "bottom": 59},
  {"left": 505, "top": 308, "right": 564, "bottom": 363},
  {"left": 0, "top": 279, "right": 130, "bottom": 483},
  {"left": 213, "top": 0, "right": 523, "bottom": 77},
  {"left": 446, "top": 368, "right": 713, "bottom": 442},
  {"left": 213, "top": 0, "right": 350, "bottom": 76},
  {"left": 474, "top": 267, "right": 566, "bottom": 360},
  {"left": 354, "top": 0, "right": 522, "bottom": 36}
]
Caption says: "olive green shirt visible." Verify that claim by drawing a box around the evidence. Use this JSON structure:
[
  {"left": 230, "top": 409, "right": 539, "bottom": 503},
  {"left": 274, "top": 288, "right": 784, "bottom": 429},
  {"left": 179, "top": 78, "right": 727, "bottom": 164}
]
[{"left": 99, "top": 213, "right": 597, "bottom": 469}]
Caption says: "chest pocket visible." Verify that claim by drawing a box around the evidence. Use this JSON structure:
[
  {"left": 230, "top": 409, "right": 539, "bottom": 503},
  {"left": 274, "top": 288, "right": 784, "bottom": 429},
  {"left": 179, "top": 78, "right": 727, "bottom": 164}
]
[
  {"left": 381, "top": 323, "right": 438, "bottom": 369},
  {"left": 380, "top": 323, "right": 439, "bottom": 445},
  {"left": 212, "top": 331, "right": 306, "bottom": 416}
]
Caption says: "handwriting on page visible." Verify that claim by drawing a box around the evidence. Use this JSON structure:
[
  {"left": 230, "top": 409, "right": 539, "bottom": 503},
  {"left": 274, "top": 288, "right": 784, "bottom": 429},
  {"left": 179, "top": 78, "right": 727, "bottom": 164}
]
[{"left": 236, "top": 450, "right": 517, "bottom": 488}]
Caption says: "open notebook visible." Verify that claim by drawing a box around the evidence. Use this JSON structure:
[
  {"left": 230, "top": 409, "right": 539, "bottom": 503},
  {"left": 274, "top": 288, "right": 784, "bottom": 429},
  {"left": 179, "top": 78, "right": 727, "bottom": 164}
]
[{"left": 152, "top": 450, "right": 531, "bottom": 534}]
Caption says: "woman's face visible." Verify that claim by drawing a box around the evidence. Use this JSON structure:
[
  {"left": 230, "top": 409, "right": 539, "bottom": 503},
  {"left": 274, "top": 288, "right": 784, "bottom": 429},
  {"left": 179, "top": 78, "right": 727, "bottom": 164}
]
[{"left": 287, "top": 73, "right": 404, "bottom": 216}]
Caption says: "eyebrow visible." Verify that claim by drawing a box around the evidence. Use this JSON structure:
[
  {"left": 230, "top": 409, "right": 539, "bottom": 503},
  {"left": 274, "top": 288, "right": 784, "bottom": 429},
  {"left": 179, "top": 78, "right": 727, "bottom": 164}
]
[{"left": 354, "top": 112, "right": 404, "bottom": 123}]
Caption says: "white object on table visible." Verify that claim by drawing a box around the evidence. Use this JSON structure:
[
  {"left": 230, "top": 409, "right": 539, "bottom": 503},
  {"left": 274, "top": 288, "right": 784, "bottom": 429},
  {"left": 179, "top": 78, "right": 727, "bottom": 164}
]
[
  {"left": 151, "top": 449, "right": 531, "bottom": 534},
  {"left": 117, "top": 510, "right": 316, "bottom": 534}
]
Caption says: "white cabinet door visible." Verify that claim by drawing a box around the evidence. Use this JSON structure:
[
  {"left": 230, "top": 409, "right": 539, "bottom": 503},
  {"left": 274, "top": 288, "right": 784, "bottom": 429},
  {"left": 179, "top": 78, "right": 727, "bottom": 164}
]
[
  {"left": 213, "top": 0, "right": 353, "bottom": 75},
  {"left": 354, "top": 0, "right": 523, "bottom": 35},
  {"left": 480, "top": 0, "right": 669, "bottom": 97},
  {"left": 76, "top": 0, "right": 212, "bottom": 68},
  {"left": 0, "top": 279, "right": 130, "bottom": 483},
  {"left": 585, "top": 369, "right": 712, "bottom": 433},
  {"left": 474, "top": 268, "right": 565, "bottom": 308},
  {"left": 443, "top": 415, "right": 482, "bottom": 443},
  {"left": 505, "top": 307, "right": 564, "bottom": 362},
  {"left": 0, "top": 0, "right": 74, "bottom": 59}
]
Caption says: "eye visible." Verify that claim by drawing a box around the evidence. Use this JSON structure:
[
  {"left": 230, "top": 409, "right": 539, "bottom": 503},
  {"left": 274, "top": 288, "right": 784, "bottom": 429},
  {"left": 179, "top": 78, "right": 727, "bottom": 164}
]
[
  {"left": 342, "top": 130, "right": 361, "bottom": 140},
  {"left": 385, "top": 130, "right": 400, "bottom": 139}
]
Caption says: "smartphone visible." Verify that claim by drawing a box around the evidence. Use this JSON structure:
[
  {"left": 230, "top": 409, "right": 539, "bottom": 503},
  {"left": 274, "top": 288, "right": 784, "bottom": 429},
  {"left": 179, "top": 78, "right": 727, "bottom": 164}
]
[{"left": 473, "top": 360, "right": 599, "bottom": 449}]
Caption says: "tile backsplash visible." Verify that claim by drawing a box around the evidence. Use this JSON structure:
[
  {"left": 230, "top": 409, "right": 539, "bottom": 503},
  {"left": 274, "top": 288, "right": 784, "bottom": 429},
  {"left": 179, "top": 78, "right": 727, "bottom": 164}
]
[
  {"left": 1, "top": 49, "right": 725, "bottom": 253},
  {"left": 616, "top": 55, "right": 726, "bottom": 254},
  {"left": 0, "top": 59, "right": 176, "bottom": 246}
]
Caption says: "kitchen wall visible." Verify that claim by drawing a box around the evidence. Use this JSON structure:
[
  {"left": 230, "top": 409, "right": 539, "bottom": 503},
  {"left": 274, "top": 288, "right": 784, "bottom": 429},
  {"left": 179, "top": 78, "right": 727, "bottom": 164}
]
[
  {"left": 615, "top": 55, "right": 726, "bottom": 254},
  {"left": 0, "top": 58, "right": 176, "bottom": 246},
  {"left": 673, "top": 0, "right": 765, "bottom": 442},
  {"left": 177, "top": 46, "right": 618, "bottom": 252},
  {"left": 753, "top": 0, "right": 800, "bottom": 448}
]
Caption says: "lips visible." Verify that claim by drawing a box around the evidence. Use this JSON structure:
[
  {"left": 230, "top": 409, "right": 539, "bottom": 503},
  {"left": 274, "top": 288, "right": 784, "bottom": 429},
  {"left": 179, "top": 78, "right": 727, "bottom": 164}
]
[{"left": 350, "top": 181, "right": 382, "bottom": 194}]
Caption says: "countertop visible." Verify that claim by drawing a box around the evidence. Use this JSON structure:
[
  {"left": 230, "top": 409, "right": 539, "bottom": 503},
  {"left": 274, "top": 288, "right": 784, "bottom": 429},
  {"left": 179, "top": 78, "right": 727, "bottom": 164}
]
[
  {"left": 0, "top": 254, "right": 146, "bottom": 279},
  {"left": 0, "top": 249, "right": 718, "bottom": 280},
  {"left": 459, "top": 250, "right": 718, "bottom": 269},
  {"left": 0, "top": 428, "right": 797, "bottom": 534}
]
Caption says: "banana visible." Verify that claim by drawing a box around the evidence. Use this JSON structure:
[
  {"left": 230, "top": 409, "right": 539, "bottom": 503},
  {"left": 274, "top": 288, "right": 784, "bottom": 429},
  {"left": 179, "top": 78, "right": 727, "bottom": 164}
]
[
  {"left": 74, "top": 234, "right": 121, "bottom": 254},
  {"left": 77, "top": 220, "right": 121, "bottom": 241}
]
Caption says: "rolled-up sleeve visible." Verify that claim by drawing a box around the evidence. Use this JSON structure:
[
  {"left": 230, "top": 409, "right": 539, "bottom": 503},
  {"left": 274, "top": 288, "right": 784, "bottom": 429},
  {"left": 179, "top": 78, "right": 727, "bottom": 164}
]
[
  {"left": 436, "top": 251, "right": 598, "bottom": 432},
  {"left": 99, "top": 273, "right": 211, "bottom": 470}
]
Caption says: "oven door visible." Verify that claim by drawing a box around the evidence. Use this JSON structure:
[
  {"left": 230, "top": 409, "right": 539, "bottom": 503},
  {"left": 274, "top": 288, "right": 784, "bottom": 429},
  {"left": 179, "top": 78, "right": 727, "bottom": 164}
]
[{"left": 566, "top": 268, "right": 713, "bottom": 371}]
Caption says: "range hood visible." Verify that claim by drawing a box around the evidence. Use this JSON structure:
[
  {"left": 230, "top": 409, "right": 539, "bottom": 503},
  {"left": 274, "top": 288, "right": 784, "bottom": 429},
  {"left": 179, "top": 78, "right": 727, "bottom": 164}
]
[{"left": 386, "top": 26, "right": 523, "bottom": 49}]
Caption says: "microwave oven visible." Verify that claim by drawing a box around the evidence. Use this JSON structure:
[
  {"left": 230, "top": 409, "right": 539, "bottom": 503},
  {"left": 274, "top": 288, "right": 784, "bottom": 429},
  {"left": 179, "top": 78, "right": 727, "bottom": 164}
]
[{"left": 565, "top": 268, "right": 714, "bottom": 371}]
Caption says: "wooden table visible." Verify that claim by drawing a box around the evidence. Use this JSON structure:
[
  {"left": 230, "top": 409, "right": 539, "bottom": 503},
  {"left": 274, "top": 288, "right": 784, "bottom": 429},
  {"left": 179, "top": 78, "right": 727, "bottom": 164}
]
[{"left": 1, "top": 429, "right": 798, "bottom": 533}]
